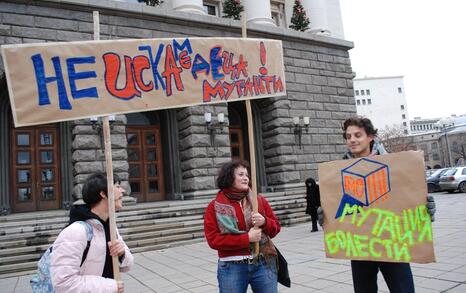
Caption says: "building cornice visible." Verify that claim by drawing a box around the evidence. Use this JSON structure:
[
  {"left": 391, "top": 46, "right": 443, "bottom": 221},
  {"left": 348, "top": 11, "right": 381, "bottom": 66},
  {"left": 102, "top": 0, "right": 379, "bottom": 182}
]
[{"left": 11, "top": 0, "right": 353, "bottom": 49}]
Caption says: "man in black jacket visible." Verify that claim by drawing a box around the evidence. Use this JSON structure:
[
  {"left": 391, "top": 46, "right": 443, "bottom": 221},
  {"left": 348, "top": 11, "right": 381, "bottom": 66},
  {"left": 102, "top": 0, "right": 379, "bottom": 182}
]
[{"left": 319, "top": 116, "right": 436, "bottom": 293}]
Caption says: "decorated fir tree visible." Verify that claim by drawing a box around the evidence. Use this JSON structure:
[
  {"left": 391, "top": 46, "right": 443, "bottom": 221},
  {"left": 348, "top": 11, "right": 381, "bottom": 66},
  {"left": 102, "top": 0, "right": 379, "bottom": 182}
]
[
  {"left": 222, "top": 0, "right": 244, "bottom": 20},
  {"left": 138, "top": 0, "right": 163, "bottom": 6},
  {"left": 289, "top": 0, "right": 310, "bottom": 32}
]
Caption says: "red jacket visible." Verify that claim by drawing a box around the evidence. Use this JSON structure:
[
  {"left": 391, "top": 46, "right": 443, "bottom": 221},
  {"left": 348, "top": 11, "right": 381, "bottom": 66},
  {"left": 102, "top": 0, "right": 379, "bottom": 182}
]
[{"left": 203, "top": 191, "right": 281, "bottom": 258}]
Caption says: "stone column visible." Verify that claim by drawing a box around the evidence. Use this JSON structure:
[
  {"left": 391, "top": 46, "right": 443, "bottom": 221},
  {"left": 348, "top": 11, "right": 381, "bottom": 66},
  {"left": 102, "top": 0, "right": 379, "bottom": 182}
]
[
  {"left": 71, "top": 116, "right": 131, "bottom": 203},
  {"left": 177, "top": 105, "right": 231, "bottom": 199},
  {"left": 302, "top": 0, "right": 331, "bottom": 35},
  {"left": 173, "top": 0, "right": 206, "bottom": 15},
  {"left": 242, "top": 0, "right": 276, "bottom": 27}
]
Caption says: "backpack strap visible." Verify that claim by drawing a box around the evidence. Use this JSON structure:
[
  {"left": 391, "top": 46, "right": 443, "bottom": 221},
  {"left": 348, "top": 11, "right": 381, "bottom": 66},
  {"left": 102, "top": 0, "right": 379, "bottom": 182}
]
[{"left": 76, "top": 221, "right": 93, "bottom": 266}]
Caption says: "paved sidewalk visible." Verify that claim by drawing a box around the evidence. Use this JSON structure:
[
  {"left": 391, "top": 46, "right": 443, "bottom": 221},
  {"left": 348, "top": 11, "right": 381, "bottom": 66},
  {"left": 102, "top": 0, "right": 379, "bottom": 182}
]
[{"left": 2, "top": 192, "right": 466, "bottom": 292}]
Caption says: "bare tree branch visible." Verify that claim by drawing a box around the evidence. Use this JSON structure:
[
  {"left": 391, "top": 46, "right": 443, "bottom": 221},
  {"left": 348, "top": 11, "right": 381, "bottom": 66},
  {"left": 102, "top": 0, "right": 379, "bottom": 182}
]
[{"left": 378, "top": 125, "right": 415, "bottom": 153}]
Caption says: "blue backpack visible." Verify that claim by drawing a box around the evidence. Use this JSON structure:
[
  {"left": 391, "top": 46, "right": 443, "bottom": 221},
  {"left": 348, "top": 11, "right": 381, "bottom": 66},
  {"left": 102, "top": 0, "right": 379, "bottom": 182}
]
[{"left": 30, "top": 221, "right": 93, "bottom": 293}]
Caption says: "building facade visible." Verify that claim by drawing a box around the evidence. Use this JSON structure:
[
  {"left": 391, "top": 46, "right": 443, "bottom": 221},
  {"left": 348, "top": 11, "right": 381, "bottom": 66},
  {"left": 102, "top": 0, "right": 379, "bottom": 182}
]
[
  {"left": 0, "top": 0, "right": 355, "bottom": 215},
  {"left": 353, "top": 76, "right": 411, "bottom": 134},
  {"left": 410, "top": 117, "right": 440, "bottom": 134},
  {"left": 406, "top": 116, "right": 466, "bottom": 169}
]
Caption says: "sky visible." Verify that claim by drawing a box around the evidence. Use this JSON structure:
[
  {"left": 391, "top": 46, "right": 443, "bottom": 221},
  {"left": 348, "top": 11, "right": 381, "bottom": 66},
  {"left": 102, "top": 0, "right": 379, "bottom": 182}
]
[{"left": 339, "top": 0, "right": 466, "bottom": 119}]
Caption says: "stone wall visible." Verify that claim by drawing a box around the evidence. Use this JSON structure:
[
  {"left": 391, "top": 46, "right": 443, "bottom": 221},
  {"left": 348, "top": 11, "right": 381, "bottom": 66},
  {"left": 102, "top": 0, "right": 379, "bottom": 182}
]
[
  {"left": 0, "top": 0, "right": 355, "bottom": 198},
  {"left": 71, "top": 116, "right": 130, "bottom": 199}
]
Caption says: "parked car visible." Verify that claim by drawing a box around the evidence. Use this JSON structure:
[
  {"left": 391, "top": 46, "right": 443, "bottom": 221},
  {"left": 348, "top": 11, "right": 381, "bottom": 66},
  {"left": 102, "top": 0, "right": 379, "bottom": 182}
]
[
  {"left": 426, "top": 168, "right": 450, "bottom": 193},
  {"left": 425, "top": 169, "right": 436, "bottom": 178},
  {"left": 439, "top": 167, "right": 466, "bottom": 193}
]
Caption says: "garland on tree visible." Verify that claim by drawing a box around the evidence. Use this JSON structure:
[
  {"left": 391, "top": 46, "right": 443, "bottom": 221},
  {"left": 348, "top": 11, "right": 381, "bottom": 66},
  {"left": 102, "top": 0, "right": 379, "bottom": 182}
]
[
  {"left": 222, "top": 0, "right": 244, "bottom": 20},
  {"left": 289, "top": 0, "right": 310, "bottom": 32},
  {"left": 138, "top": 0, "right": 163, "bottom": 6}
]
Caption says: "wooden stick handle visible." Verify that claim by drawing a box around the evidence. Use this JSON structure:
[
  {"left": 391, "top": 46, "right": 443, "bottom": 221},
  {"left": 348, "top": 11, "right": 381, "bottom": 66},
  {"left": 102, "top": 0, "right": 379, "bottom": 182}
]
[
  {"left": 94, "top": 10, "right": 120, "bottom": 281},
  {"left": 240, "top": 11, "right": 259, "bottom": 256}
]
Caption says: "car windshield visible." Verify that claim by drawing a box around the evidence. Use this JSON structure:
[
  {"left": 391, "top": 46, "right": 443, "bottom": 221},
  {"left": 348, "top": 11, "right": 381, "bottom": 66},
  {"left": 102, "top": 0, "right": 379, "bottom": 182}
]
[
  {"left": 429, "top": 169, "right": 444, "bottom": 177},
  {"left": 442, "top": 168, "right": 457, "bottom": 176}
]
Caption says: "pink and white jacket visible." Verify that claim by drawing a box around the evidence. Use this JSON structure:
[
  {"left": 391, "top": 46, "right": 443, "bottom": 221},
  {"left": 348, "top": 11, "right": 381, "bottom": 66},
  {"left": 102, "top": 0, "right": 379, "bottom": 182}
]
[{"left": 51, "top": 219, "right": 133, "bottom": 293}]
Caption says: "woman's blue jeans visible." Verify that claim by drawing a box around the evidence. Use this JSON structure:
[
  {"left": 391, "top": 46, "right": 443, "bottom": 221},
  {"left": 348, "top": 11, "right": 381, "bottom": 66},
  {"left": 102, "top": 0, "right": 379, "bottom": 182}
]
[{"left": 217, "top": 258, "right": 278, "bottom": 293}]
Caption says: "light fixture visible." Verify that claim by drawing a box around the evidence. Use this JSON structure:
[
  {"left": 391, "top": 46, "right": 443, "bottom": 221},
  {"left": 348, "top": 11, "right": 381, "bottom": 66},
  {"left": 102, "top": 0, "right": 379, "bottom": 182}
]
[
  {"left": 90, "top": 116, "right": 116, "bottom": 145},
  {"left": 218, "top": 113, "right": 225, "bottom": 124},
  {"left": 205, "top": 112, "right": 226, "bottom": 149},
  {"left": 204, "top": 112, "right": 212, "bottom": 124},
  {"left": 303, "top": 116, "right": 310, "bottom": 126},
  {"left": 291, "top": 116, "right": 310, "bottom": 149}
]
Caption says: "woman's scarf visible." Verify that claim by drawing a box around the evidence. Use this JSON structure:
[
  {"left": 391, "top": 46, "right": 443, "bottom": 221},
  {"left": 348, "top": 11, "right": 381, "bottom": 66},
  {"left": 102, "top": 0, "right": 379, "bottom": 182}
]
[{"left": 223, "top": 188, "right": 248, "bottom": 201}]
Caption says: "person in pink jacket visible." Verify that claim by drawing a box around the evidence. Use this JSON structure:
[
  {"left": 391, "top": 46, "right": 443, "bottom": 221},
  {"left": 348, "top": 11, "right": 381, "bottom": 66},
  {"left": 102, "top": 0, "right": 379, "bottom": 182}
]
[{"left": 51, "top": 173, "right": 133, "bottom": 293}]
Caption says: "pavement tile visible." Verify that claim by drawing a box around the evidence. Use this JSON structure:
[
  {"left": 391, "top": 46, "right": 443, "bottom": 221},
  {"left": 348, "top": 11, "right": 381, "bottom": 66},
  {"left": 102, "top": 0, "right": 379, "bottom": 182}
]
[
  {"left": 445, "top": 284, "right": 466, "bottom": 293},
  {"left": 304, "top": 278, "right": 340, "bottom": 290},
  {"left": 321, "top": 282, "right": 354, "bottom": 293},
  {"left": 178, "top": 280, "right": 209, "bottom": 289},
  {"left": 452, "top": 265, "right": 466, "bottom": 273},
  {"left": 416, "top": 278, "right": 458, "bottom": 291},
  {"left": 436, "top": 271, "right": 466, "bottom": 282}
]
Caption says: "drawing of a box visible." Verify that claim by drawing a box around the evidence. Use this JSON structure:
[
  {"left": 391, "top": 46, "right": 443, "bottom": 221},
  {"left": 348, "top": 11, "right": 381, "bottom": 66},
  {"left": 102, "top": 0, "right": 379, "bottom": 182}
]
[{"left": 341, "top": 158, "right": 391, "bottom": 206}]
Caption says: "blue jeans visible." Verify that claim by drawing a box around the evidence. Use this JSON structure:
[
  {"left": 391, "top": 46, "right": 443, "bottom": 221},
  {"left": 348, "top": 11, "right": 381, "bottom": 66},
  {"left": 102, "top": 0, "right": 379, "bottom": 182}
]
[
  {"left": 217, "top": 258, "right": 278, "bottom": 293},
  {"left": 351, "top": 260, "right": 415, "bottom": 293}
]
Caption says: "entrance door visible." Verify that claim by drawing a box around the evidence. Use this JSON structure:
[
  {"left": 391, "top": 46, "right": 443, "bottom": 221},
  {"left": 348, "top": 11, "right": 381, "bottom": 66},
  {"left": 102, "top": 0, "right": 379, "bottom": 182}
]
[
  {"left": 127, "top": 126, "right": 165, "bottom": 202},
  {"left": 11, "top": 126, "right": 61, "bottom": 212},
  {"left": 228, "top": 103, "right": 249, "bottom": 162},
  {"left": 229, "top": 127, "right": 245, "bottom": 161}
]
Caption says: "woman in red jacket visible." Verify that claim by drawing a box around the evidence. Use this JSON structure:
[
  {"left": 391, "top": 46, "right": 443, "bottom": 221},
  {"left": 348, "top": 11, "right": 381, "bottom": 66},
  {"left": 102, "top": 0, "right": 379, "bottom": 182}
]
[{"left": 204, "top": 160, "right": 281, "bottom": 293}]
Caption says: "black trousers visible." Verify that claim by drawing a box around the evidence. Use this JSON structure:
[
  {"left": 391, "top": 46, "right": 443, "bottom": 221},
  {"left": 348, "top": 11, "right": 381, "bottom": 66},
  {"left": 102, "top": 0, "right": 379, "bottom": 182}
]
[
  {"left": 351, "top": 260, "right": 414, "bottom": 293},
  {"left": 309, "top": 207, "right": 318, "bottom": 230}
]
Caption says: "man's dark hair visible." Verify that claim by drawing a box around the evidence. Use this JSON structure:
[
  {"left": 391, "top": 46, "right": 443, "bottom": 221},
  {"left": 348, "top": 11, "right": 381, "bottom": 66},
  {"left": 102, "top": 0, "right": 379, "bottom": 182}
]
[
  {"left": 342, "top": 116, "right": 378, "bottom": 139},
  {"left": 217, "top": 160, "right": 250, "bottom": 190},
  {"left": 82, "top": 173, "right": 121, "bottom": 207}
]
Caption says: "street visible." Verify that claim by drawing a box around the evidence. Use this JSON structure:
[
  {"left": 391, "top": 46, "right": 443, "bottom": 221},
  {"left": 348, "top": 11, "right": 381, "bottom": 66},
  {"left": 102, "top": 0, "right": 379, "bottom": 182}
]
[{"left": 2, "top": 192, "right": 466, "bottom": 292}]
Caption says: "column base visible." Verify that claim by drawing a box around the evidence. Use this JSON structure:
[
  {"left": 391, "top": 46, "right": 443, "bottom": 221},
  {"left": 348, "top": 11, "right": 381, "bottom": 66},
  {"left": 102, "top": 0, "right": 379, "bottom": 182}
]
[
  {"left": 247, "top": 17, "right": 276, "bottom": 27},
  {"left": 307, "top": 28, "right": 332, "bottom": 36},
  {"left": 174, "top": 4, "right": 207, "bottom": 15}
]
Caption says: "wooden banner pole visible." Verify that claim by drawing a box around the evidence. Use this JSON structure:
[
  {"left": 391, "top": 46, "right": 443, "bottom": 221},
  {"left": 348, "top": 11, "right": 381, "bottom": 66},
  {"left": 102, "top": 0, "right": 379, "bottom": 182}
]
[
  {"left": 240, "top": 12, "right": 259, "bottom": 256},
  {"left": 93, "top": 10, "right": 121, "bottom": 281}
]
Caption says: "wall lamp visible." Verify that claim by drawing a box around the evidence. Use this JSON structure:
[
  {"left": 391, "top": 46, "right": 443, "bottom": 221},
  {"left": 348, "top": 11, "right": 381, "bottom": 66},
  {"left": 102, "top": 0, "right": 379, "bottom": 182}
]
[
  {"left": 205, "top": 112, "right": 225, "bottom": 148},
  {"left": 90, "top": 115, "right": 116, "bottom": 132},
  {"left": 292, "top": 116, "right": 310, "bottom": 148},
  {"left": 90, "top": 116, "right": 116, "bottom": 145}
]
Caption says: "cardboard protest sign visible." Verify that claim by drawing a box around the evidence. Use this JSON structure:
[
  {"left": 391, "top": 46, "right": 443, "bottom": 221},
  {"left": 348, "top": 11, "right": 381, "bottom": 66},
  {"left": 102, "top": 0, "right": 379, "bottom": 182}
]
[
  {"left": 318, "top": 151, "right": 435, "bottom": 264},
  {"left": 1, "top": 37, "right": 286, "bottom": 127}
]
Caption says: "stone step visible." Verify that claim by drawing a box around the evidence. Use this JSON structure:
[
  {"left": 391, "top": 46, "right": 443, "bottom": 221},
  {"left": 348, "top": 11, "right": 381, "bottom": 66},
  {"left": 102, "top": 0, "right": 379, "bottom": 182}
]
[
  {"left": 0, "top": 216, "right": 205, "bottom": 249},
  {"left": 0, "top": 252, "right": 43, "bottom": 266},
  {"left": 0, "top": 261, "right": 38, "bottom": 275},
  {"left": 0, "top": 206, "right": 308, "bottom": 259},
  {"left": 0, "top": 214, "right": 203, "bottom": 243},
  {"left": 0, "top": 197, "right": 305, "bottom": 238},
  {"left": 0, "top": 200, "right": 305, "bottom": 243},
  {"left": 0, "top": 190, "right": 306, "bottom": 225}
]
